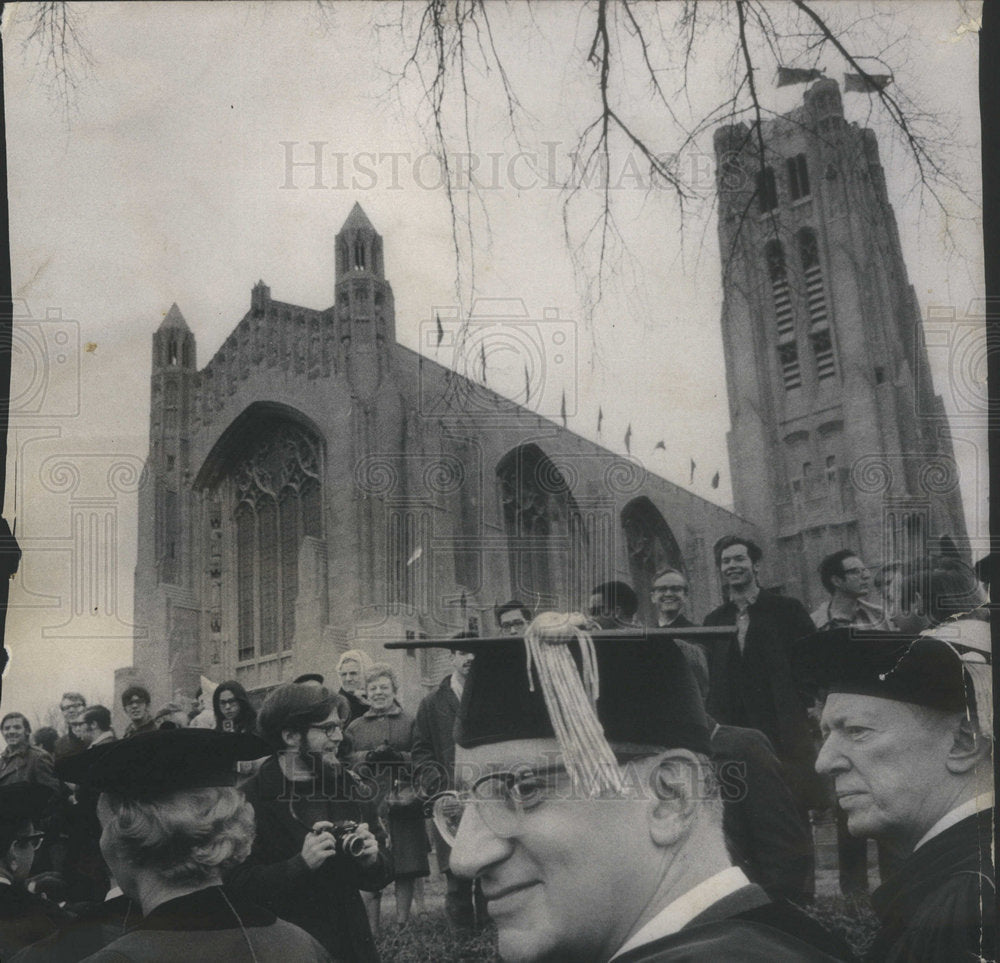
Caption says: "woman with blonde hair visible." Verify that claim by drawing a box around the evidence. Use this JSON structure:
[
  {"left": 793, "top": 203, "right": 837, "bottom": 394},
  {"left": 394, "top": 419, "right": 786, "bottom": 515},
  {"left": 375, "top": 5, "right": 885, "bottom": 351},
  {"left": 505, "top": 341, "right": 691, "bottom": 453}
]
[{"left": 57, "top": 729, "right": 330, "bottom": 961}]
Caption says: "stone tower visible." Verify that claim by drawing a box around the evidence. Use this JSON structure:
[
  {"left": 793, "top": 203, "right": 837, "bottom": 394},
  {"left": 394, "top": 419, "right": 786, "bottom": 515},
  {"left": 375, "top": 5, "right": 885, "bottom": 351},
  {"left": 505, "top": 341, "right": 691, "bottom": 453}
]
[
  {"left": 333, "top": 201, "right": 396, "bottom": 397},
  {"left": 130, "top": 304, "right": 201, "bottom": 714},
  {"left": 713, "top": 79, "right": 966, "bottom": 605}
]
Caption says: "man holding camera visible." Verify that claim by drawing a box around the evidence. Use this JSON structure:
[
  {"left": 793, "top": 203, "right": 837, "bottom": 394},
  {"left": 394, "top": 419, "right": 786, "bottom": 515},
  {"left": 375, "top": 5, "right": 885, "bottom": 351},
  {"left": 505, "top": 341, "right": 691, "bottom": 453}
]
[{"left": 226, "top": 683, "right": 392, "bottom": 962}]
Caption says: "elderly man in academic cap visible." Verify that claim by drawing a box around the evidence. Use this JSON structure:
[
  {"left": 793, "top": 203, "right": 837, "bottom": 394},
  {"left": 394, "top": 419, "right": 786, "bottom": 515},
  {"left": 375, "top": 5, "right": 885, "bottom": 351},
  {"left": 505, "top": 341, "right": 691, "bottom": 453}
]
[
  {"left": 800, "top": 627, "right": 994, "bottom": 963},
  {"left": 396, "top": 613, "right": 852, "bottom": 962},
  {"left": 52, "top": 728, "right": 332, "bottom": 962}
]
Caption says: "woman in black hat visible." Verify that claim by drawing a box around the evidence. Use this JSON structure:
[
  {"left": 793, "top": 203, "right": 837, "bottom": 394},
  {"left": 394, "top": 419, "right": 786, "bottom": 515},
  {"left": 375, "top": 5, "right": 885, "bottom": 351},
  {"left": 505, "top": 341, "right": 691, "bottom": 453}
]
[{"left": 55, "top": 728, "right": 331, "bottom": 962}]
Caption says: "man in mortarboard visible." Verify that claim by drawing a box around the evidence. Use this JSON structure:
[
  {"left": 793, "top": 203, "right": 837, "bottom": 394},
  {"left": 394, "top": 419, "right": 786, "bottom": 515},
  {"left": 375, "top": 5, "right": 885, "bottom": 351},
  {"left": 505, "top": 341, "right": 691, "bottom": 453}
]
[
  {"left": 801, "top": 628, "right": 994, "bottom": 963},
  {"left": 49, "top": 728, "right": 331, "bottom": 962},
  {"left": 392, "top": 613, "right": 851, "bottom": 962}
]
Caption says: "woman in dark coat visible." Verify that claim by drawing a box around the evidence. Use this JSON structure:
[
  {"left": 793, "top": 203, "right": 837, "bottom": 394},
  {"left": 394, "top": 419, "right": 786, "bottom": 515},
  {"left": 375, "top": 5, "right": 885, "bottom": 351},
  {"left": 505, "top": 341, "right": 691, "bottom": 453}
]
[{"left": 346, "top": 663, "right": 430, "bottom": 930}]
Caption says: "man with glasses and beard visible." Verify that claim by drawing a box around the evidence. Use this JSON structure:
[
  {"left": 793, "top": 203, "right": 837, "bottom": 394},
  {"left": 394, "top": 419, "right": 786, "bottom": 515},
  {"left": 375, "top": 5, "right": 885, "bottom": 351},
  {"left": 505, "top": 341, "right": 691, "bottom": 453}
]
[{"left": 226, "top": 683, "right": 391, "bottom": 962}]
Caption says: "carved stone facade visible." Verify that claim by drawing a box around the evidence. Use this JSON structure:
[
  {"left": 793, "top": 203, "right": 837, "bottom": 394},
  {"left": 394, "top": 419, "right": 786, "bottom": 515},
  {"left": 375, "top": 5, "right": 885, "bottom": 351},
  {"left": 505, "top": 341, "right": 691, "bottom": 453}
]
[
  {"left": 126, "top": 205, "right": 756, "bottom": 713},
  {"left": 714, "top": 79, "right": 966, "bottom": 606}
]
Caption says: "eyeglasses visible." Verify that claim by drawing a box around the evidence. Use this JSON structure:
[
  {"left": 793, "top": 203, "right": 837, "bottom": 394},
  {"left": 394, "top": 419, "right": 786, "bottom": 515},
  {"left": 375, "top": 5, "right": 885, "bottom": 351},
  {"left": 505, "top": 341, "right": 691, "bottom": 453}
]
[
  {"left": 309, "top": 722, "right": 343, "bottom": 739},
  {"left": 13, "top": 833, "right": 45, "bottom": 851},
  {"left": 499, "top": 618, "right": 526, "bottom": 633},
  {"left": 431, "top": 764, "right": 571, "bottom": 846},
  {"left": 60, "top": 704, "right": 84, "bottom": 712}
]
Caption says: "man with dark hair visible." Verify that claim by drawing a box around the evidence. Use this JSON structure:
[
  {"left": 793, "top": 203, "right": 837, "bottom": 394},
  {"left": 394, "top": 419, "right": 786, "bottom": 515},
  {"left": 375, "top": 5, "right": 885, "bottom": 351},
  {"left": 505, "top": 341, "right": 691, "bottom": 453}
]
[
  {"left": 802, "top": 628, "right": 994, "bottom": 962},
  {"left": 81, "top": 706, "right": 115, "bottom": 747},
  {"left": 588, "top": 581, "right": 639, "bottom": 629},
  {"left": 227, "top": 683, "right": 391, "bottom": 961},
  {"left": 404, "top": 617, "right": 850, "bottom": 962},
  {"left": 0, "top": 714, "right": 61, "bottom": 795},
  {"left": 412, "top": 635, "right": 484, "bottom": 930},
  {"left": 53, "top": 693, "right": 88, "bottom": 762},
  {"left": 812, "top": 550, "right": 889, "bottom": 632},
  {"left": 495, "top": 600, "right": 532, "bottom": 636},
  {"left": 703, "top": 535, "right": 822, "bottom": 883},
  {"left": 120, "top": 686, "right": 155, "bottom": 739}
]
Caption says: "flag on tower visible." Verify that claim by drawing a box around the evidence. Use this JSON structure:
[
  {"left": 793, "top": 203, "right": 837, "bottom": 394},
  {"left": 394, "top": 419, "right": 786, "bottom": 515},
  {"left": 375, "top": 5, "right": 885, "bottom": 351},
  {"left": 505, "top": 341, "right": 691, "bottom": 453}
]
[
  {"left": 653, "top": 440, "right": 666, "bottom": 452},
  {"left": 844, "top": 72, "right": 892, "bottom": 93},
  {"left": 777, "top": 66, "right": 823, "bottom": 87}
]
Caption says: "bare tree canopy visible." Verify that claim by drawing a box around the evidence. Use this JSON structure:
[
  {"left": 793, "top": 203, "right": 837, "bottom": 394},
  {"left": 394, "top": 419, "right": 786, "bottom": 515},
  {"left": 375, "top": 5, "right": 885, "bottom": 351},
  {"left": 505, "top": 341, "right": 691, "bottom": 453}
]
[{"left": 8, "top": 0, "right": 980, "bottom": 308}]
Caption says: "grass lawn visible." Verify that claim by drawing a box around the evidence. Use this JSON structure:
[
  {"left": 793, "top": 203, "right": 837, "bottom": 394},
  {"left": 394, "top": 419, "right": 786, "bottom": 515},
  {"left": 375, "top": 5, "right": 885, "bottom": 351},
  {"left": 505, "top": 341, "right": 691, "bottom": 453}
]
[{"left": 375, "top": 894, "right": 879, "bottom": 961}]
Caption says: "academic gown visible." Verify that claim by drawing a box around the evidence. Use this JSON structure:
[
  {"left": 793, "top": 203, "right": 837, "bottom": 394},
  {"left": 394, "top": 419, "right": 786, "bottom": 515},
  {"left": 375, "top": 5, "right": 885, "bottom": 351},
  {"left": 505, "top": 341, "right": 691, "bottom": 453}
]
[
  {"left": 867, "top": 809, "right": 996, "bottom": 963},
  {"left": 614, "top": 884, "right": 855, "bottom": 962},
  {"left": 75, "top": 886, "right": 331, "bottom": 962},
  {"left": 0, "top": 882, "right": 72, "bottom": 957},
  {"left": 11, "top": 894, "right": 133, "bottom": 963}
]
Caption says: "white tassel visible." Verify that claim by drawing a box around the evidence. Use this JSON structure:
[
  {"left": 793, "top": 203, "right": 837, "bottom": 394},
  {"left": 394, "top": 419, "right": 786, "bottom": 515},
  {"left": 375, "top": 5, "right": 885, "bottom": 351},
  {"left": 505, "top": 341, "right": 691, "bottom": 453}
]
[{"left": 523, "top": 612, "right": 623, "bottom": 796}]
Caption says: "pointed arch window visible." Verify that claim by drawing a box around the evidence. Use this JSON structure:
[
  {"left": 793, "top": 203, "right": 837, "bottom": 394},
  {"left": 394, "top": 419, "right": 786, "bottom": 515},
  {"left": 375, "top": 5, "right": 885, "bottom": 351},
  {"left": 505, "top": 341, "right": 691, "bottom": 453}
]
[
  {"left": 353, "top": 238, "right": 366, "bottom": 270},
  {"left": 798, "top": 228, "right": 837, "bottom": 381},
  {"left": 497, "top": 446, "right": 586, "bottom": 609},
  {"left": 620, "top": 498, "right": 684, "bottom": 625},
  {"left": 228, "top": 423, "right": 323, "bottom": 661},
  {"left": 766, "top": 240, "right": 800, "bottom": 390}
]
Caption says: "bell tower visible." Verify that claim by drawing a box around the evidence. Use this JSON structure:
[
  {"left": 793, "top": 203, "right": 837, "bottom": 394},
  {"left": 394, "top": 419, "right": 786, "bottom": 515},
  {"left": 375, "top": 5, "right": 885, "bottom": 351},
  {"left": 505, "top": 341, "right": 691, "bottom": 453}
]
[
  {"left": 714, "top": 79, "right": 966, "bottom": 604},
  {"left": 333, "top": 203, "right": 395, "bottom": 396}
]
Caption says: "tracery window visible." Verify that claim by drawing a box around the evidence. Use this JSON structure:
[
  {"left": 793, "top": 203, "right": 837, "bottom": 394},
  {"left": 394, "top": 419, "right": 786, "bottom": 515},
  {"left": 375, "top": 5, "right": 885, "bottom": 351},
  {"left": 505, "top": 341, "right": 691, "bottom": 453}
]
[
  {"left": 230, "top": 424, "right": 322, "bottom": 661},
  {"left": 497, "top": 445, "right": 585, "bottom": 609}
]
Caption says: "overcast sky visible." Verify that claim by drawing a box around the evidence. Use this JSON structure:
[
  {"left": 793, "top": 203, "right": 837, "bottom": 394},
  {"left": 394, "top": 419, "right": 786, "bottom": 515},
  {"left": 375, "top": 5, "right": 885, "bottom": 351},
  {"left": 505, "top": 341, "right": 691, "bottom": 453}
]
[{"left": 1, "top": 1, "right": 985, "bottom": 722}]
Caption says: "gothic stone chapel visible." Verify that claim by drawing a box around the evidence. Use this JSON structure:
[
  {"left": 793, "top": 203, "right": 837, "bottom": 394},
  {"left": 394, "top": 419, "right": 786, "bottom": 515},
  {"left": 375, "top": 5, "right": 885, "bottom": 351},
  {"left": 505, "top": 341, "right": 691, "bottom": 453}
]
[{"left": 121, "top": 204, "right": 752, "bottom": 712}]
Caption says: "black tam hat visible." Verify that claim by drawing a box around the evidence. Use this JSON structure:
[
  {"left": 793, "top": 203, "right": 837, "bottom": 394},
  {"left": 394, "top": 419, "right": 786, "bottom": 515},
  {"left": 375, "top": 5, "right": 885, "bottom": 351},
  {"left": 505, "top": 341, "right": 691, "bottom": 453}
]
[
  {"left": 56, "top": 729, "right": 269, "bottom": 800},
  {"left": 796, "top": 627, "right": 983, "bottom": 714},
  {"left": 387, "top": 620, "right": 725, "bottom": 756}
]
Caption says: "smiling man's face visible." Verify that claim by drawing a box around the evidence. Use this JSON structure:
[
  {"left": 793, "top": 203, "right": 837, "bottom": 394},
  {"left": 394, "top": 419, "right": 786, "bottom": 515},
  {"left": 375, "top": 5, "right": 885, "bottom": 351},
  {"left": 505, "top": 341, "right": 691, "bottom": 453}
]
[{"left": 449, "top": 739, "right": 652, "bottom": 963}]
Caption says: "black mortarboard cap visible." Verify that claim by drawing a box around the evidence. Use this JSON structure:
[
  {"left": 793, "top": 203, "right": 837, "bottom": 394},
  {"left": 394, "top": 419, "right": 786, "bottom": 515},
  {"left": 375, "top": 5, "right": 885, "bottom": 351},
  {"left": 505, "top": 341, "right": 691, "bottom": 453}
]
[
  {"left": 56, "top": 728, "right": 270, "bottom": 800},
  {"left": 387, "top": 626, "right": 728, "bottom": 755},
  {"left": 796, "top": 628, "right": 976, "bottom": 713}
]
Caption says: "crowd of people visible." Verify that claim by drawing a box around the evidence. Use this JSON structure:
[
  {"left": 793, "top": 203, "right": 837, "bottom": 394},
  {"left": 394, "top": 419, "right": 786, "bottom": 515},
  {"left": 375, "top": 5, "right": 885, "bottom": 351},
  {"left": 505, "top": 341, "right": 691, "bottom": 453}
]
[{"left": 0, "top": 536, "right": 992, "bottom": 961}]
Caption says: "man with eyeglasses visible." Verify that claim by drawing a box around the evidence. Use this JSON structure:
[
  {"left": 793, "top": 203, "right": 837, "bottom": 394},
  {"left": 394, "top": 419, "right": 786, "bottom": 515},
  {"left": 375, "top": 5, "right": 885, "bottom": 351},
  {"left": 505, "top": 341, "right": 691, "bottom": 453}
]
[
  {"left": 120, "top": 686, "right": 156, "bottom": 739},
  {"left": 495, "top": 600, "right": 532, "bottom": 636},
  {"left": 394, "top": 616, "right": 850, "bottom": 962},
  {"left": 53, "top": 693, "right": 88, "bottom": 762},
  {"left": 650, "top": 569, "right": 694, "bottom": 629},
  {"left": 0, "top": 784, "right": 70, "bottom": 956},
  {"left": 226, "top": 682, "right": 391, "bottom": 961},
  {"left": 811, "top": 550, "right": 890, "bottom": 633}
]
